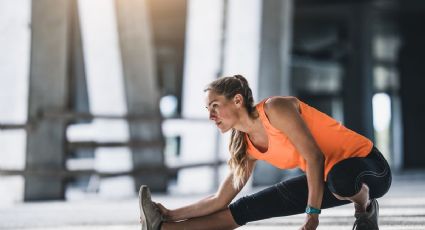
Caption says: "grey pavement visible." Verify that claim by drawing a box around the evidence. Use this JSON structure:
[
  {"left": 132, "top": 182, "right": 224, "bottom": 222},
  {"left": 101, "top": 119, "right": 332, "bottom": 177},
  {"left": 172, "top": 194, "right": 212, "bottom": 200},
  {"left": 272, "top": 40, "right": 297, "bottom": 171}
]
[{"left": 1, "top": 171, "right": 424, "bottom": 230}]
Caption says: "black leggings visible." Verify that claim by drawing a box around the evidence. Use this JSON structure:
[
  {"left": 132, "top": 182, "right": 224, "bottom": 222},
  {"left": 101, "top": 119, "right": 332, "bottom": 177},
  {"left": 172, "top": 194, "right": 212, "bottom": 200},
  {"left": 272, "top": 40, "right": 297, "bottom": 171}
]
[{"left": 228, "top": 146, "right": 392, "bottom": 226}]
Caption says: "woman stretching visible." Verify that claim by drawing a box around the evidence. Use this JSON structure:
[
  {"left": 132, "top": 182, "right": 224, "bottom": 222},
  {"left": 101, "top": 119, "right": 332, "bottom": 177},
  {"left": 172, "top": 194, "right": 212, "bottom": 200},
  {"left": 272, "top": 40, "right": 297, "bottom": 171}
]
[{"left": 139, "top": 75, "right": 392, "bottom": 230}]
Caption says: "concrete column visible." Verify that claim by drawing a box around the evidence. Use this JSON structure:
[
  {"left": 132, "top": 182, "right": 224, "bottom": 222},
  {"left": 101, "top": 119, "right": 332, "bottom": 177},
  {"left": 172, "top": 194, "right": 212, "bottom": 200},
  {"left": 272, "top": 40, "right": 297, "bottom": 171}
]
[
  {"left": 399, "top": 7, "right": 425, "bottom": 169},
  {"left": 222, "top": 0, "right": 262, "bottom": 100},
  {"left": 69, "top": 0, "right": 89, "bottom": 120},
  {"left": 391, "top": 96, "right": 403, "bottom": 171},
  {"left": 115, "top": 0, "right": 167, "bottom": 191},
  {"left": 25, "top": 0, "right": 71, "bottom": 200},
  {"left": 258, "top": 0, "right": 293, "bottom": 99},
  {"left": 343, "top": 4, "right": 374, "bottom": 140},
  {"left": 254, "top": 0, "right": 294, "bottom": 185},
  {"left": 176, "top": 0, "right": 223, "bottom": 194}
]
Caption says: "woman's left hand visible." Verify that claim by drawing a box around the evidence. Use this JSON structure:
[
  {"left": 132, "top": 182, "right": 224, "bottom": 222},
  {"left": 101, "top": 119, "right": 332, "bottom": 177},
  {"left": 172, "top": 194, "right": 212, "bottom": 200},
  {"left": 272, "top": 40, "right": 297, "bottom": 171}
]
[{"left": 299, "top": 214, "right": 319, "bottom": 230}]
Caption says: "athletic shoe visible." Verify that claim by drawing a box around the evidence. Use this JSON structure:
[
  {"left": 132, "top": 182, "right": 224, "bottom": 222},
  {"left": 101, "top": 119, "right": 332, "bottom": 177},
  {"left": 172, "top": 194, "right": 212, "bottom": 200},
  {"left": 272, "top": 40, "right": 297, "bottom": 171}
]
[
  {"left": 352, "top": 199, "right": 379, "bottom": 230},
  {"left": 139, "top": 185, "right": 163, "bottom": 230}
]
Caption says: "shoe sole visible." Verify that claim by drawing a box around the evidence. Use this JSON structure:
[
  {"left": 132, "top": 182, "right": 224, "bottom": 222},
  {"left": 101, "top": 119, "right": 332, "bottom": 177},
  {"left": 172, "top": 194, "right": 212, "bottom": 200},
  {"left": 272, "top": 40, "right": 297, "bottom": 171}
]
[{"left": 139, "top": 185, "right": 150, "bottom": 230}]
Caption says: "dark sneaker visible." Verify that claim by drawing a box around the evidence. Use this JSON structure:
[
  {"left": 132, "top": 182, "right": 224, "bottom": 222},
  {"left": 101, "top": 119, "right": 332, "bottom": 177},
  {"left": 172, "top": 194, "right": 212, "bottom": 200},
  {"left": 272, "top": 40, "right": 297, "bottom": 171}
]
[
  {"left": 352, "top": 199, "right": 379, "bottom": 230},
  {"left": 139, "top": 185, "right": 163, "bottom": 230}
]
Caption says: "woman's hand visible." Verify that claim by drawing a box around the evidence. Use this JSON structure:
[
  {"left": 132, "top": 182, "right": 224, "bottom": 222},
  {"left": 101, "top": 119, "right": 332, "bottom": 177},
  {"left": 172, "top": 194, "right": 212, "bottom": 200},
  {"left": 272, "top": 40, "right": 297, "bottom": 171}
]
[{"left": 299, "top": 214, "right": 319, "bottom": 230}]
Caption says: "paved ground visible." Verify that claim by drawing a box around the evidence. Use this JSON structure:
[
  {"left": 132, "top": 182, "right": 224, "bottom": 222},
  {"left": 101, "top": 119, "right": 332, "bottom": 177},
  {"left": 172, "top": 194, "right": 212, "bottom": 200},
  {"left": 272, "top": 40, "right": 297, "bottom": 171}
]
[{"left": 1, "top": 171, "right": 424, "bottom": 230}]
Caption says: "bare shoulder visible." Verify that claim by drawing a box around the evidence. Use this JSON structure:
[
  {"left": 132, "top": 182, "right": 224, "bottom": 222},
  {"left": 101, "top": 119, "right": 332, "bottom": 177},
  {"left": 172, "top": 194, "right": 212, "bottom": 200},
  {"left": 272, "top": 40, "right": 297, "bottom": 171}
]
[{"left": 263, "top": 96, "right": 299, "bottom": 116}]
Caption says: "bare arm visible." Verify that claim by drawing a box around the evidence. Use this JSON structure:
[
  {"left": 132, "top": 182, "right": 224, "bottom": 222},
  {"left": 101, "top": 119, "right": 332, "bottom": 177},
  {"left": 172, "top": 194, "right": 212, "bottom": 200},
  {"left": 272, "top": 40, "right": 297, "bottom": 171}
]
[
  {"left": 160, "top": 158, "right": 257, "bottom": 221},
  {"left": 265, "top": 97, "right": 325, "bottom": 213}
]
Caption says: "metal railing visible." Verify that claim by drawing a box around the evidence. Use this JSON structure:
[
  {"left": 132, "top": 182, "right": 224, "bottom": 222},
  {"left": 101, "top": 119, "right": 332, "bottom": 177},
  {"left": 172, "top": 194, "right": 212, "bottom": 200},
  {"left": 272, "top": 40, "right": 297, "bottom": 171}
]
[
  {"left": 0, "top": 110, "right": 210, "bottom": 130},
  {"left": 0, "top": 160, "right": 225, "bottom": 178},
  {"left": 0, "top": 111, "right": 224, "bottom": 181}
]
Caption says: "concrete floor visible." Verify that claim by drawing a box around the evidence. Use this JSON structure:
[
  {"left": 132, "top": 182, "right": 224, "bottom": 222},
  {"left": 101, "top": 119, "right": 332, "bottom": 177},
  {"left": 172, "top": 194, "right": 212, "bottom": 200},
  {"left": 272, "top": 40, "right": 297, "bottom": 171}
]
[{"left": 1, "top": 171, "right": 424, "bottom": 230}]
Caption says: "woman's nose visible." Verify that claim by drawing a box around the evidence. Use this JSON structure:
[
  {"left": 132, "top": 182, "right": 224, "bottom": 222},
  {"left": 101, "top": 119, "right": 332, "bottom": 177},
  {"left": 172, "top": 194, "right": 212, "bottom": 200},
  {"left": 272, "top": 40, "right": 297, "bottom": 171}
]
[{"left": 209, "top": 111, "right": 216, "bottom": 121}]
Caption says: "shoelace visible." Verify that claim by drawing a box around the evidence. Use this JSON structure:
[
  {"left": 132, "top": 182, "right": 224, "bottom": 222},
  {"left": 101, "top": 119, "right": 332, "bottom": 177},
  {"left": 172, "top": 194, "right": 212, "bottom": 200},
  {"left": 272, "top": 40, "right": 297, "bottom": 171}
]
[{"left": 352, "top": 214, "right": 378, "bottom": 230}]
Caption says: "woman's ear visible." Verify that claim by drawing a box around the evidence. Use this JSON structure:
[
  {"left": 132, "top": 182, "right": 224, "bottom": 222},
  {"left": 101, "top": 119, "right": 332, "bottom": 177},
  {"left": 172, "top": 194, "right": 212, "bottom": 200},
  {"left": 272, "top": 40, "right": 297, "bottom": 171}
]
[{"left": 233, "top": 94, "right": 243, "bottom": 107}]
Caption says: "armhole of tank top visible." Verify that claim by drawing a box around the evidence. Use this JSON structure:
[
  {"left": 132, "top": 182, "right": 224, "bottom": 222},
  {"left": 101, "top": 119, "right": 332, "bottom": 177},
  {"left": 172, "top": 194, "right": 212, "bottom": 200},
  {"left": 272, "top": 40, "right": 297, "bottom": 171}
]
[
  {"left": 244, "top": 133, "right": 262, "bottom": 160},
  {"left": 262, "top": 97, "right": 305, "bottom": 134}
]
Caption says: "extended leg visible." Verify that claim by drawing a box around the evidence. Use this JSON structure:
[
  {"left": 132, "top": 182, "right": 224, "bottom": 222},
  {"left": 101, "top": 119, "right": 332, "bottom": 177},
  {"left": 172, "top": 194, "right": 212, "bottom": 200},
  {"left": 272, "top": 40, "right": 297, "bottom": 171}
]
[
  {"left": 165, "top": 174, "right": 349, "bottom": 229},
  {"left": 161, "top": 208, "right": 239, "bottom": 230}
]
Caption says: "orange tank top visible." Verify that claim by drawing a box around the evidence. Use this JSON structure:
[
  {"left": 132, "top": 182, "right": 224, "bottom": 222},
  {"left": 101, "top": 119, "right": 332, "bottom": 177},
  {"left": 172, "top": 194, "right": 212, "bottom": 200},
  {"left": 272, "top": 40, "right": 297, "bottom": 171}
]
[{"left": 245, "top": 97, "right": 373, "bottom": 180}]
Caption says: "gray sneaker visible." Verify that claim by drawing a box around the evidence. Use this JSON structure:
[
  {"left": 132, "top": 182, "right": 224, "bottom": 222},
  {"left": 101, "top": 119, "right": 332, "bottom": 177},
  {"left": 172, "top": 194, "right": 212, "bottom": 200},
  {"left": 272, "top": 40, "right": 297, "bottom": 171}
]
[
  {"left": 352, "top": 199, "right": 379, "bottom": 230},
  {"left": 139, "top": 185, "right": 163, "bottom": 230}
]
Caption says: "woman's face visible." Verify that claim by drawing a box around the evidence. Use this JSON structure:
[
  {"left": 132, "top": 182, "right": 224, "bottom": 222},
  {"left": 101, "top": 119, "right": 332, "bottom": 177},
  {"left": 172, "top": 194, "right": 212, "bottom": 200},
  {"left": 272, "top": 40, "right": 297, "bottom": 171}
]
[{"left": 205, "top": 90, "right": 240, "bottom": 133}]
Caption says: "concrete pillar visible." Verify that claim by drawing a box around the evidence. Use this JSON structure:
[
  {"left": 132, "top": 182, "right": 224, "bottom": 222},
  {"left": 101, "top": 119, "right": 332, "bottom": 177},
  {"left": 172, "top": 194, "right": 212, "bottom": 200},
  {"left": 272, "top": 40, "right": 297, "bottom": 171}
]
[
  {"left": 254, "top": 0, "right": 294, "bottom": 185},
  {"left": 258, "top": 0, "right": 293, "bottom": 99},
  {"left": 215, "top": 0, "right": 263, "bottom": 190},
  {"left": 177, "top": 0, "right": 224, "bottom": 194},
  {"left": 391, "top": 96, "right": 403, "bottom": 171},
  {"left": 69, "top": 0, "right": 89, "bottom": 121},
  {"left": 222, "top": 0, "right": 261, "bottom": 100},
  {"left": 343, "top": 4, "right": 374, "bottom": 140},
  {"left": 25, "top": 0, "right": 71, "bottom": 200},
  {"left": 399, "top": 6, "right": 425, "bottom": 169},
  {"left": 115, "top": 0, "right": 167, "bottom": 191}
]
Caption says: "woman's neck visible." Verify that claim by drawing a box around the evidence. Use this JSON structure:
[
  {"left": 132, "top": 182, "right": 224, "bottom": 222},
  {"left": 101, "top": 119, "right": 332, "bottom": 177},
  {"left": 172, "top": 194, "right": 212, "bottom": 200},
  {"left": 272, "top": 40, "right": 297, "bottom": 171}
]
[{"left": 234, "top": 112, "right": 262, "bottom": 137}]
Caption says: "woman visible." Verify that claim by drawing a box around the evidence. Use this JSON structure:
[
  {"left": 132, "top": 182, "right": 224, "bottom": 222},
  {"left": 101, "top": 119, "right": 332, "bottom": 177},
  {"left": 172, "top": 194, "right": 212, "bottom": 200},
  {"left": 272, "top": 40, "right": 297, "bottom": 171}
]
[{"left": 139, "top": 75, "right": 392, "bottom": 230}]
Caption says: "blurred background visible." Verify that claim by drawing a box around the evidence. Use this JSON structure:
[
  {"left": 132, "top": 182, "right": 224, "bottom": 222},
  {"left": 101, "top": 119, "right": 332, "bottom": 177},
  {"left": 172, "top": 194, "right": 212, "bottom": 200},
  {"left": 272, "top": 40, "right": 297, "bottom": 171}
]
[{"left": 1, "top": 0, "right": 424, "bottom": 206}]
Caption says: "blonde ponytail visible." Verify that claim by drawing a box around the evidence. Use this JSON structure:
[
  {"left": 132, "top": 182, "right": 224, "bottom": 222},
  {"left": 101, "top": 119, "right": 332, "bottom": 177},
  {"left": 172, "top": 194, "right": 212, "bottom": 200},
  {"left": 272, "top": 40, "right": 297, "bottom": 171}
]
[
  {"left": 228, "top": 129, "right": 250, "bottom": 189},
  {"left": 205, "top": 74, "right": 257, "bottom": 189}
]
